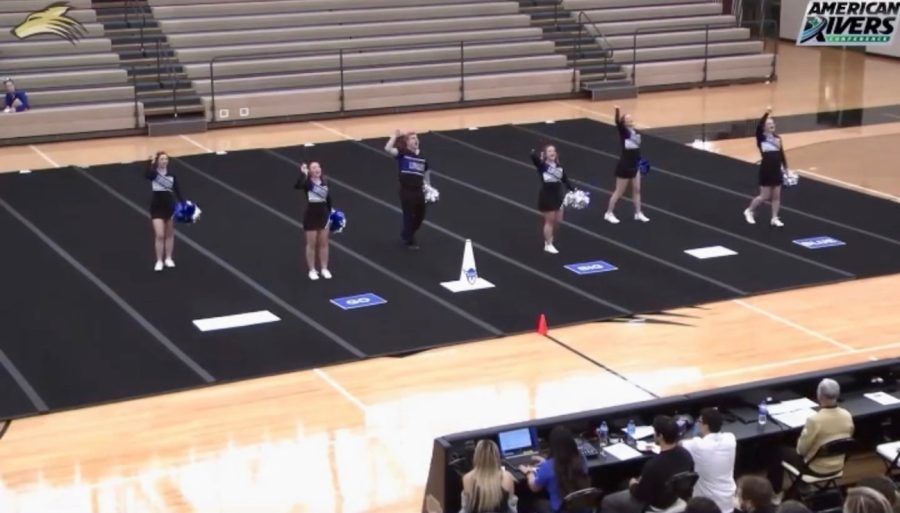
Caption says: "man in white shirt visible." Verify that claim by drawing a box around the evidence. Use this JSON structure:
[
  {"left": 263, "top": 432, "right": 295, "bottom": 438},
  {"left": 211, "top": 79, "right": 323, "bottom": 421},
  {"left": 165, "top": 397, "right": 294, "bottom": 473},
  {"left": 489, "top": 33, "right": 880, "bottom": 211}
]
[{"left": 681, "top": 408, "right": 737, "bottom": 513}]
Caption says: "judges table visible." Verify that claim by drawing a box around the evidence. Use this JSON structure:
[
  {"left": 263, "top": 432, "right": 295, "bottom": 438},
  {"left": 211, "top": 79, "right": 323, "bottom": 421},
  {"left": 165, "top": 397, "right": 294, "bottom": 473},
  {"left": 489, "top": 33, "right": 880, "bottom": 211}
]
[{"left": 423, "top": 358, "right": 900, "bottom": 513}]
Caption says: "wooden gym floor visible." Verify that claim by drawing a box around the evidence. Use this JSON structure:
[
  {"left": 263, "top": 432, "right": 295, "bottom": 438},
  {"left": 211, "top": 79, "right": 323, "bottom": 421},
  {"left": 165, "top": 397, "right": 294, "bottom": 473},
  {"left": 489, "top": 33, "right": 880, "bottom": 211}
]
[{"left": 0, "top": 44, "right": 898, "bottom": 513}]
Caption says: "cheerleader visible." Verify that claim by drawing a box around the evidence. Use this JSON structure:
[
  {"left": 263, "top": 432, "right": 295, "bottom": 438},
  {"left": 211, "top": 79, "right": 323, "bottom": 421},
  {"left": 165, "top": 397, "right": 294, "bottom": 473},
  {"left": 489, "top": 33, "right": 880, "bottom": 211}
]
[
  {"left": 604, "top": 106, "right": 650, "bottom": 224},
  {"left": 385, "top": 129, "right": 430, "bottom": 250},
  {"left": 295, "top": 161, "right": 332, "bottom": 280},
  {"left": 146, "top": 151, "right": 182, "bottom": 272},
  {"left": 744, "top": 106, "right": 786, "bottom": 227},
  {"left": 531, "top": 145, "right": 574, "bottom": 254}
]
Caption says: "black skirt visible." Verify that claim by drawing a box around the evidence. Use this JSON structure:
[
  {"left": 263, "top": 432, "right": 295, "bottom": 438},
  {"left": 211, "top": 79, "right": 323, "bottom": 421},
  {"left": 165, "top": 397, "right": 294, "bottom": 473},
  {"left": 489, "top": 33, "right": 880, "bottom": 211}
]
[
  {"left": 615, "top": 148, "right": 640, "bottom": 179},
  {"left": 149, "top": 191, "right": 176, "bottom": 219},
  {"left": 759, "top": 153, "right": 784, "bottom": 187},
  {"left": 303, "top": 203, "right": 330, "bottom": 231},
  {"left": 538, "top": 182, "right": 564, "bottom": 212}
]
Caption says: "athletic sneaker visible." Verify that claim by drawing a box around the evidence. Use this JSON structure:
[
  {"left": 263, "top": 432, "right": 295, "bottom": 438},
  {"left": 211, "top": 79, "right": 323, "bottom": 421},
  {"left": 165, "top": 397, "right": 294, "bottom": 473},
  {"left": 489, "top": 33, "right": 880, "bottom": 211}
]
[
  {"left": 634, "top": 212, "right": 650, "bottom": 223},
  {"left": 308, "top": 270, "right": 320, "bottom": 281},
  {"left": 604, "top": 212, "right": 620, "bottom": 224},
  {"left": 743, "top": 209, "right": 756, "bottom": 224},
  {"left": 544, "top": 243, "right": 559, "bottom": 254},
  {"left": 164, "top": 258, "right": 175, "bottom": 268},
  {"left": 320, "top": 269, "right": 332, "bottom": 279},
  {"left": 771, "top": 217, "right": 784, "bottom": 227},
  {"left": 154, "top": 260, "right": 164, "bottom": 272}
]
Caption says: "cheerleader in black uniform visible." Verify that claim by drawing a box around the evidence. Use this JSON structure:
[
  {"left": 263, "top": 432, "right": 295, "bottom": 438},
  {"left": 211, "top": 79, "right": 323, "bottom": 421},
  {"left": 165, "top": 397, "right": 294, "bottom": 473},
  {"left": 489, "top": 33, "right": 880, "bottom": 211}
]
[
  {"left": 531, "top": 144, "right": 574, "bottom": 254},
  {"left": 744, "top": 106, "right": 786, "bottom": 227},
  {"left": 385, "top": 129, "right": 430, "bottom": 250},
  {"left": 295, "top": 161, "right": 333, "bottom": 280},
  {"left": 604, "top": 106, "right": 650, "bottom": 224},
  {"left": 146, "top": 151, "right": 182, "bottom": 272}
]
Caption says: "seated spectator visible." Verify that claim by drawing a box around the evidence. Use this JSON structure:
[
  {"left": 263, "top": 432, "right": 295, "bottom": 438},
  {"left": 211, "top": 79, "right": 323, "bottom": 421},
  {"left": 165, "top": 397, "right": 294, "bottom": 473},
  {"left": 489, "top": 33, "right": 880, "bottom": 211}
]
[
  {"left": 856, "top": 477, "right": 899, "bottom": 513},
  {"left": 844, "top": 487, "right": 893, "bottom": 513},
  {"left": 601, "top": 415, "right": 695, "bottom": 513},
  {"left": 682, "top": 408, "right": 737, "bottom": 513},
  {"left": 768, "top": 379, "right": 854, "bottom": 496},
  {"left": 735, "top": 476, "right": 776, "bottom": 513},
  {"left": 776, "top": 500, "right": 812, "bottom": 513},
  {"left": 687, "top": 497, "right": 723, "bottom": 513},
  {"left": 462, "top": 440, "right": 517, "bottom": 513},
  {"left": 519, "top": 426, "right": 590, "bottom": 513},
  {"left": 3, "top": 78, "right": 29, "bottom": 113}
]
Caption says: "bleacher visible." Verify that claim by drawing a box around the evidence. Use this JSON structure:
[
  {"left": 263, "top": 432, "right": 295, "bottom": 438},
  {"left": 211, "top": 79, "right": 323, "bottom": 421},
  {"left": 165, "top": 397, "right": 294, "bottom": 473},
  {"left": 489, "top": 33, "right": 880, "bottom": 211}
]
[
  {"left": 146, "top": 0, "right": 574, "bottom": 122},
  {"left": 562, "top": 0, "right": 775, "bottom": 89},
  {"left": 0, "top": 0, "right": 143, "bottom": 140}
]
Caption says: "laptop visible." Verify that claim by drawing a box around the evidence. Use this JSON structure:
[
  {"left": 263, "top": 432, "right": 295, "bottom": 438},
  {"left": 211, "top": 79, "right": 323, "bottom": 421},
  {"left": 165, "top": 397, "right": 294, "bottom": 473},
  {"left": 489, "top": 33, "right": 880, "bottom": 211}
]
[{"left": 498, "top": 427, "right": 539, "bottom": 468}]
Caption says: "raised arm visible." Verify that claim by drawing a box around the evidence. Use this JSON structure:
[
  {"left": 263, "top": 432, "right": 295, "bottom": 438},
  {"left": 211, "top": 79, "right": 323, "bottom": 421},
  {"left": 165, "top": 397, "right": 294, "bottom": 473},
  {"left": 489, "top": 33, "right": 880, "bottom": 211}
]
[
  {"left": 614, "top": 106, "right": 629, "bottom": 139},
  {"left": 756, "top": 106, "right": 772, "bottom": 141},
  {"left": 530, "top": 149, "right": 543, "bottom": 168},
  {"left": 384, "top": 129, "right": 402, "bottom": 157},
  {"left": 294, "top": 162, "right": 309, "bottom": 189},
  {"left": 144, "top": 158, "right": 158, "bottom": 180}
]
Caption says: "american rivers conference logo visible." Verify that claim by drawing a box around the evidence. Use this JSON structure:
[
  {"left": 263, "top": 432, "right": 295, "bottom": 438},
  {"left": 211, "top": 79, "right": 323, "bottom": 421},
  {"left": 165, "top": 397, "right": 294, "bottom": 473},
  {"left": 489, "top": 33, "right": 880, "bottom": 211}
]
[{"left": 798, "top": 1, "right": 900, "bottom": 45}]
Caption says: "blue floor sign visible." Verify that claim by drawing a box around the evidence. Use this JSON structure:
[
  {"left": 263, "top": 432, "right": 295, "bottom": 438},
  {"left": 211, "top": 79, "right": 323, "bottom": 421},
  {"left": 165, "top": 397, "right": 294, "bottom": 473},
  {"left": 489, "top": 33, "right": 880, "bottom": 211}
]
[
  {"left": 793, "top": 236, "right": 846, "bottom": 250},
  {"left": 331, "top": 293, "right": 387, "bottom": 310},
  {"left": 565, "top": 260, "right": 618, "bottom": 275}
]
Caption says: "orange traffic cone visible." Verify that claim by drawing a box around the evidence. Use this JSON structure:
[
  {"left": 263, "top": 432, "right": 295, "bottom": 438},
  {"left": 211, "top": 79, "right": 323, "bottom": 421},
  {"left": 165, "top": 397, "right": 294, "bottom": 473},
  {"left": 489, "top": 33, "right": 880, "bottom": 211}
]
[{"left": 537, "top": 314, "right": 548, "bottom": 336}]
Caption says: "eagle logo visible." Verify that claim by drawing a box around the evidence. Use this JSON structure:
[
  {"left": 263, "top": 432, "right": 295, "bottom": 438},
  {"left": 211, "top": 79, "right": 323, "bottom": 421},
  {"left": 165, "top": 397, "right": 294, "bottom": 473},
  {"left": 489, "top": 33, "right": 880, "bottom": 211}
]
[{"left": 11, "top": 2, "right": 87, "bottom": 44}]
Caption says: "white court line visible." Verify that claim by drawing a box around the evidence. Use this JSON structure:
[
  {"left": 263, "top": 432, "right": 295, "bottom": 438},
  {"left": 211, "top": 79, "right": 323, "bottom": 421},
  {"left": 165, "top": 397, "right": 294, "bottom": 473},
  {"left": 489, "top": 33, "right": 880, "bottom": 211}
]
[
  {"left": 29, "top": 145, "right": 60, "bottom": 168},
  {"left": 705, "top": 340, "right": 900, "bottom": 380},
  {"left": 732, "top": 299, "right": 855, "bottom": 352},
  {"left": 796, "top": 169, "right": 899, "bottom": 203},
  {"left": 313, "top": 368, "right": 368, "bottom": 412},
  {"left": 179, "top": 134, "right": 213, "bottom": 153},
  {"left": 882, "top": 112, "right": 900, "bottom": 120},
  {"left": 310, "top": 121, "right": 355, "bottom": 141}
]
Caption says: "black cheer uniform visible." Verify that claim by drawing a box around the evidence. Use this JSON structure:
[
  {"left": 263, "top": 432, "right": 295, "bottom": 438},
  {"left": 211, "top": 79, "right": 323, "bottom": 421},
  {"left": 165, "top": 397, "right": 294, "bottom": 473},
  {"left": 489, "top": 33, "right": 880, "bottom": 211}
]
[
  {"left": 396, "top": 149, "right": 428, "bottom": 245},
  {"left": 531, "top": 151, "right": 574, "bottom": 212},
  {"left": 614, "top": 107, "right": 642, "bottom": 179},
  {"left": 146, "top": 166, "right": 183, "bottom": 220},
  {"left": 756, "top": 112, "right": 787, "bottom": 187},
  {"left": 294, "top": 172, "right": 332, "bottom": 231}
]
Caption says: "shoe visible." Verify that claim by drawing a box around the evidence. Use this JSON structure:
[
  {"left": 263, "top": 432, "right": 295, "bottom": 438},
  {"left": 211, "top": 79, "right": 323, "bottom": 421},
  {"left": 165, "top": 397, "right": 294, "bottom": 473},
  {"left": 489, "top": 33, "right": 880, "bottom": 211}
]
[
  {"left": 744, "top": 209, "right": 756, "bottom": 225},
  {"left": 320, "top": 269, "right": 332, "bottom": 280},
  {"left": 771, "top": 217, "right": 784, "bottom": 227},
  {"left": 604, "top": 212, "right": 620, "bottom": 224},
  {"left": 544, "top": 243, "right": 559, "bottom": 254},
  {"left": 308, "top": 270, "right": 320, "bottom": 281},
  {"left": 154, "top": 261, "right": 164, "bottom": 272},
  {"left": 634, "top": 212, "right": 650, "bottom": 223},
  {"left": 164, "top": 258, "right": 175, "bottom": 268}
]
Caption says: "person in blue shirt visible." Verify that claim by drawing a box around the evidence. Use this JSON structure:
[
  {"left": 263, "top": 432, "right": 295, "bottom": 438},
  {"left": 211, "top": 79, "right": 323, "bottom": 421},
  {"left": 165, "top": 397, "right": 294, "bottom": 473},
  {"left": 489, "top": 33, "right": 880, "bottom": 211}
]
[
  {"left": 519, "top": 426, "right": 591, "bottom": 513},
  {"left": 385, "top": 129, "right": 430, "bottom": 250},
  {"left": 3, "top": 79, "right": 29, "bottom": 113}
]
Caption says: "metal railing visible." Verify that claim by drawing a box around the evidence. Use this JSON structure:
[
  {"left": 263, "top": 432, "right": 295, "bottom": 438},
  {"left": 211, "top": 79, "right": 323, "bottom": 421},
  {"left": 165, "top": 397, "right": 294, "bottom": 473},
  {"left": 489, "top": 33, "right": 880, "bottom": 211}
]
[
  {"left": 573, "top": 10, "right": 614, "bottom": 89},
  {"left": 628, "top": 18, "right": 778, "bottom": 88},
  {"left": 207, "top": 37, "right": 542, "bottom": 122}
]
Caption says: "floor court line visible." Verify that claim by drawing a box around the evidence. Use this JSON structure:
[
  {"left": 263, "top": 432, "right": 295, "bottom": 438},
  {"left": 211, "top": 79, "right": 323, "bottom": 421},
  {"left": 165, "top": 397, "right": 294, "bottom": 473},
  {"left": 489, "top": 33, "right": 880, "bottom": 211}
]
[
  {"left": 0, "top": 346, "right": 48, "bottom": 412},
  {"left": 795, "top": 168, "right": 900, "bottom": 203},
  {"left": 426, "top": 132, "right": 747, "bottom": 295},
  {"left": 731, "top": 299, "right": 855, "bottom": 352},
  {"left": 75, "top": 167, "right": 367, "bottom": 359},
  {"left": 0, "top": 196, "right": 215, "bottom": 384},
  {"left": 173, "top": 157, "right": 504, "bottom": 337},
  {"left": 435, "top": 131, "right": 855, "bottom": 279},
  {"left": 513, "top": 124, "right": 900, "bottom": 247},
  {"left": 264, "top": 148, "right": 634, "bottom": 314},
  {"left": 29, "top": 145, "right": 60, "bottom": 169},
  {"left": 313, "top": 368, "right": 368, "bottom": 412},
  {"left": 310, "top": 121, "right": 356, "bottom": 141},
  {"left": 180, "top": 135, "right": 213, "bottom": 154}
]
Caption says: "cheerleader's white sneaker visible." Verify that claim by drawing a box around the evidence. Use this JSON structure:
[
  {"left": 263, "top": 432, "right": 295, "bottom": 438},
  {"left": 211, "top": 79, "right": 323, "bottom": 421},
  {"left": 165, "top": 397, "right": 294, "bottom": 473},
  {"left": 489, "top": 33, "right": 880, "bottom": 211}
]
[
  {"left": 771, "top": 217, "right": 784, "bottom": 227},
  {"left": 604, "top": 212, "right": 620, "bottom": 224},
  {"left": 320, "top": 269, "right": 332, "bottom": 280},
  {"left": 164, "top": 258, "right": 175, "bottom": 268},
  {"left": 743, "top": 209, "right": 756, "bottom": 224},
  {"left": 154, "top": 260, "right": 164, "bottom": 272},
  {"left": 544, "top": 243, "right": 559, "bottom": 254},
  {"left": 634, "top": 212, "right": 650, "bottom": 222},
  {"left": 308, "top": 270, "right": 320, "bottom": 281}
]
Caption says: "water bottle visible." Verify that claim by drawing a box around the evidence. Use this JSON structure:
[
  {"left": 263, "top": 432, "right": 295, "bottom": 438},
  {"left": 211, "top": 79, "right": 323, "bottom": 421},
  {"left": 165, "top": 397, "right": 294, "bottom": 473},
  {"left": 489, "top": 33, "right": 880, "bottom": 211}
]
[
  {"left": 596, "top": 421, "right": 609, "bottom": 447},
  {"left": 626, "top": 419, "right": 636, "bottom": 444},
  {"left": 758, "top": 400, "right": 768, "bottom": 426}
]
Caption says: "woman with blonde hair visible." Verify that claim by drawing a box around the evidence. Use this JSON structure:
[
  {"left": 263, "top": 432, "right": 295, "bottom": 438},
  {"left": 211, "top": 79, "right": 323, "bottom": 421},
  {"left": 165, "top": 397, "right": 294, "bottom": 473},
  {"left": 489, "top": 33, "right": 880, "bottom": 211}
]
[
  {"left": 461, "top": 440, "right": 517, "bottom": 513},
  {"left": 844, "top": 487, "right": 893, "bottom": 513}
]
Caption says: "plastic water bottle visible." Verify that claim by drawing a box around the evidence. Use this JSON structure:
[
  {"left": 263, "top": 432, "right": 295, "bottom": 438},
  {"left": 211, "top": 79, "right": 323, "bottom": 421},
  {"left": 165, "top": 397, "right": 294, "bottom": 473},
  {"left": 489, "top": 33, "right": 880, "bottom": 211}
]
[
  {"left": 626, "top": 419, "right": 636, "bottom": 444},
  {"left": 596, "top": 421, "right": 609, "bottom": 446},
  {"left": 758, "top": 401, "right": 768, "bottom": 426}
]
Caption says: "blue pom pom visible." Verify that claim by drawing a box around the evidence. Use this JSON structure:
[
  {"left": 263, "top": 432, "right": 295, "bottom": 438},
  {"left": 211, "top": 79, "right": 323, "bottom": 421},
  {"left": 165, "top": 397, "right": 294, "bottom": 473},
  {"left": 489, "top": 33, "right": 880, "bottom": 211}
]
[
  {"left": 329, "top": 209, "right": 347, "bottom": 233},
  {"left": 174, "top": 201, "right": 201, "bottom": 223},
  {"left": 638, "top": 159, "right": 651, "bottom": 175}
]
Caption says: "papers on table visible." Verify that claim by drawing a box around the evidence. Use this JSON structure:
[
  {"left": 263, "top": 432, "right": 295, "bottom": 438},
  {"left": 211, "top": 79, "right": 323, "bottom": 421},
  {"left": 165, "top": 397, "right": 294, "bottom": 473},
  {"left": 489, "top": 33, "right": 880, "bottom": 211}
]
[
  {"left": 603, "top": 443, "right": 643, "bottom": 461},
  {"left": 864, "top": 391, "right": 900, "bottom": 406},
  {"left": 771, "top": 408, "right": 816, "bottom": 428},
  {"left": 767, "top": 398, "right": 818, "bottom": 416},
  {"left": 620, "top": 425, "right": 655, "bottom": 440}
]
